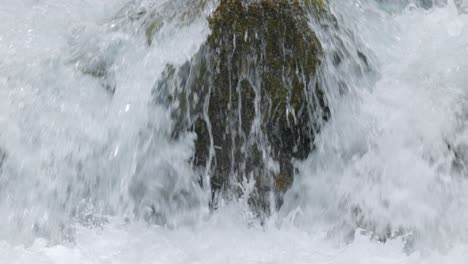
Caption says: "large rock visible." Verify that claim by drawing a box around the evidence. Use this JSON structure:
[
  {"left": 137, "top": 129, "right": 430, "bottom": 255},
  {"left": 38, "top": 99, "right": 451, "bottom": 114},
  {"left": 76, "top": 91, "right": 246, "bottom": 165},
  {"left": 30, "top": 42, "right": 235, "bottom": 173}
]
[{"left": 154, "top": 0, "right": 330, "bottom": 213}]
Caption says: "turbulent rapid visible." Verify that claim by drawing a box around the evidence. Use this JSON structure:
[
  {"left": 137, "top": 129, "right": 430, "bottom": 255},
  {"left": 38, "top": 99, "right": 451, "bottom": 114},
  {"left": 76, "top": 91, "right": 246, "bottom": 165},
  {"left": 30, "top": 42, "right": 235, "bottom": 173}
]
[{"left": 1, "top": 0, "right": 468, "bottom": 263}]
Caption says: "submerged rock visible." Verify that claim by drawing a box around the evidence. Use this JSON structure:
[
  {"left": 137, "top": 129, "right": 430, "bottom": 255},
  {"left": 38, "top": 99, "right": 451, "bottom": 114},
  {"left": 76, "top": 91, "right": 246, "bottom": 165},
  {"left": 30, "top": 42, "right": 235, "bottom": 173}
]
[
  {"left": 376, "top": 0, "right": 467, "bottom": 13},
  {"left": 129, "top": 160, "right": 203, "bottom": 226},
  {"left": 418, "top": 0, "right": 447, "bottom": 9},
  {"left": 0, "top": 148, "right": 6, "bottom": 171},
  {"left": 154, "top": 0, "right": 330, "bottom": 213},
  {"left": 68, "top": 29, "right": 126, "bottom": 95},
  {"left": 455, "top": 0, "right": 468, "bottom": 13},
  {"left": 143, "top": 0, "right": 217, "bottom": 45}
]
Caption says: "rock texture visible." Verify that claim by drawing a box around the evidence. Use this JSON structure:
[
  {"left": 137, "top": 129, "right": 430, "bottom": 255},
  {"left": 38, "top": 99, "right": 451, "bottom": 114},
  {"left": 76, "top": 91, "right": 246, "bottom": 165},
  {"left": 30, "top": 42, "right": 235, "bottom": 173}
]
[{"left": 154, "top": 0, "right": 330, "bottom": 213}]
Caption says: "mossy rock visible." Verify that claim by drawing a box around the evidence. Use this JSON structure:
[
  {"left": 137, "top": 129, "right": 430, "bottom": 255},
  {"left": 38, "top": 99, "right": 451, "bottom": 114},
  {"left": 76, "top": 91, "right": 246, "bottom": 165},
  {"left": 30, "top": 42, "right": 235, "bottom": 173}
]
[{"left": 154, "top": 0, "right": 330, "bottom": 213}]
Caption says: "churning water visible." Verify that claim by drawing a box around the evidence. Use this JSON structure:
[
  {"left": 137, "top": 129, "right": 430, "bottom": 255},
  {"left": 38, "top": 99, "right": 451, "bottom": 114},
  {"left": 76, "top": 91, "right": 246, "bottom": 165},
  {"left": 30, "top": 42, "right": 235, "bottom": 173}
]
[{"left": 1, "top": 0, "right": 468, "bottom": 263}]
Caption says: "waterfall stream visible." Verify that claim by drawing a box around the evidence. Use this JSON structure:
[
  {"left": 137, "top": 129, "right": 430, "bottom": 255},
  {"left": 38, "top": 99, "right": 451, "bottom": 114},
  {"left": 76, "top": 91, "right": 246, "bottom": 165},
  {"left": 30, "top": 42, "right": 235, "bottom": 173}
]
[{"left": 1, "top": 0, "right": 468, "bottom": 263}]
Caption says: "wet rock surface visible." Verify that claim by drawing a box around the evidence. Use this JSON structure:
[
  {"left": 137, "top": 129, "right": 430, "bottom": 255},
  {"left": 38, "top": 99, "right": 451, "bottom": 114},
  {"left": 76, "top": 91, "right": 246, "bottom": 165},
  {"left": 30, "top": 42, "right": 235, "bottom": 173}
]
[{"left": 154, "top": 0, "right": 330, "bottom": 213}]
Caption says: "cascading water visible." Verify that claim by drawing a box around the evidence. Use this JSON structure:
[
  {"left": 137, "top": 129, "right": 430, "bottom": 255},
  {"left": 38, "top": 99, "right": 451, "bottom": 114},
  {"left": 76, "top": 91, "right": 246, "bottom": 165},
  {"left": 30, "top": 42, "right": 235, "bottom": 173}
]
[
  {"left": 282, "top": 0, "right": 468, "bottom": 248},
  {"left": 1, "top": 0, "right": 468, "bottom": 263}
]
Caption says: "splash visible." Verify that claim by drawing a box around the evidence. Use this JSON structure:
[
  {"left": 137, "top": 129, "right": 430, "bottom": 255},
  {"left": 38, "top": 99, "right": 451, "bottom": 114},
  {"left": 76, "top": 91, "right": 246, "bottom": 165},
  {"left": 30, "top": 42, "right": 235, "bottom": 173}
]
[
  {"left": 1, "top": 0, "right": 468, "bottom": 262},
  {"left": 282, "top": 0, "right": 468, "bottom": 249}
]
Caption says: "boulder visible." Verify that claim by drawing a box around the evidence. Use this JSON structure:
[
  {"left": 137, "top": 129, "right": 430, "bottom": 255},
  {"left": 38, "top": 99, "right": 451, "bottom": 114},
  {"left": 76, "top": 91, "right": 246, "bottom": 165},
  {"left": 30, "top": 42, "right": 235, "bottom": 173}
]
[{"left": 154, "top": 0, "right": 330, "bottom": 213}]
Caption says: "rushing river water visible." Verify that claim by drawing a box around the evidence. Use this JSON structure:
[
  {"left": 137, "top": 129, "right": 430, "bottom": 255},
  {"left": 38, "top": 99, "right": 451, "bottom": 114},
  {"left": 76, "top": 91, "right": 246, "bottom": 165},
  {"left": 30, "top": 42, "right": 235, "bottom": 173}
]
[{"left": 1, "top": 0, "right": 468, "bottom": 263}]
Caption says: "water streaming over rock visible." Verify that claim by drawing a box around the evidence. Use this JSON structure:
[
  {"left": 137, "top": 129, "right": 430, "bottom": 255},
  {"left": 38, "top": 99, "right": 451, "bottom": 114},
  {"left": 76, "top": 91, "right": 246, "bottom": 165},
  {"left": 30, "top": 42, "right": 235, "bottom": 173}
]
[{"left": 1, "top": 0, "right": 468, "bottom": 262}]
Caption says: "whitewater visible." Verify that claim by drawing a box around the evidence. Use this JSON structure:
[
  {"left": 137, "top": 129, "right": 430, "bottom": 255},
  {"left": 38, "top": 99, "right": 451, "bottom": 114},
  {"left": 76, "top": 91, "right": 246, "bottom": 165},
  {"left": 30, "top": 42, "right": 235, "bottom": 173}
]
[{"left": 1, "top": 0, "right": 468, "bottom": 263}]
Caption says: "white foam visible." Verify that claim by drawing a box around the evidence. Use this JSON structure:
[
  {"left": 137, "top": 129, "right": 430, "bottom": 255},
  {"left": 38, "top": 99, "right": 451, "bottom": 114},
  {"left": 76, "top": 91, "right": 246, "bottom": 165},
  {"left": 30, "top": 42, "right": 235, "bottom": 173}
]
[{"left": 1, "top": 0, "right": 468, "bottom": 262}]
